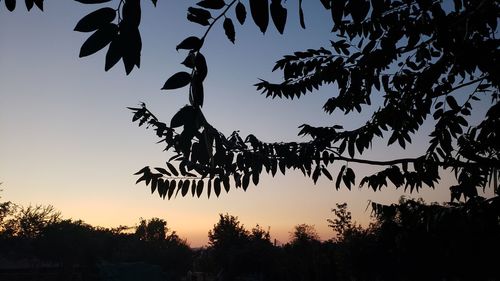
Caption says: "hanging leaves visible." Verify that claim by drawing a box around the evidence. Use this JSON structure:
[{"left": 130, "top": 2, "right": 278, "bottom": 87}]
[
  {"left": 120, "top": 26, "right": 142, "bottom": 75},
  {"left": 128, "top": 0, "right": 499, "bottom": 202},
  {"left": 223, "top": 17, "right": 236, "bottom": 43},
  {"left": 74, "top": 7, "right": 116, "bottom": 32},
  {"left": 122, "top": 0, "right": 141, "bottom": 27},
  {"left": 250, "top": 0, "right": 269, "bottom": 34},
  {"left": 270, "top": 0, "right": 287, "bottom": 34},
  {"left": 79, "top": 23, "right": 118, "bottom": 58},
  {"left": 331, "top": 0, "right": 345, "bottom": 26},
  {"left": 162, "top": 72, "right": 191, "bottom": 90}
]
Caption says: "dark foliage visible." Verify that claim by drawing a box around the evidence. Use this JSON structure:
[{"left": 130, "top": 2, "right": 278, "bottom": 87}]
[
  {"left": 110, "top": 0, "right": 499, "bottom": 202},
  {"left": 0, "top": 199, "right": 193, "bottom": 280},
  {"left": 1, "top": 192, "right": 499, "bottom": 280}
]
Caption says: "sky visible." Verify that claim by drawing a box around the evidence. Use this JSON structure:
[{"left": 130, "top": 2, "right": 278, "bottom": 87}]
[{"left": 0, "top": 1, "right": 493, "bottom": 247}]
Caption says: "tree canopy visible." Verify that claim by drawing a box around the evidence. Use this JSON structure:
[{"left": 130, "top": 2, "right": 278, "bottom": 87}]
[{"left": 3, "top": 0, "right": 499, "bottom": 203}]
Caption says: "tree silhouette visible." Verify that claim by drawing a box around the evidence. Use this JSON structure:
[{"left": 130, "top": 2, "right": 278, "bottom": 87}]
[
  {"left": 3, "top": 1, "right": 499, "bottom": 201},
  {"left": 135, "top": 217, "right": 168, "bottom": 242},
  {"left": 130, "top": 0, "right": 500, "bottom": 201}
]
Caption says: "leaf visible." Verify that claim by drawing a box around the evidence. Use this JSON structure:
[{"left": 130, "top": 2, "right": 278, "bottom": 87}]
[
  {"left": 235, "top": 2, "right": 247, "bottom": 25},
  {"left": 151, "top": 178, "right": 159, "bottom": 194},
  {"left": 175, "top": 180, "right": 183, "bottom": 198},
  {"left": 181, "top": 52, "right": 196, "bottom": 68},
  {"left": 25, "top": 0, "right": 34, "bottom": 11},
  {"left": 250, "top": 0, "right": 269, "bottom": 34},
  {"left": 322, "top": 167, "right": 333, "bottom": 181},
  {"left": 362, "top": 40, "right": 376, "bottom": 54},
  {"left": 223, "top": 18, "right": 236, "bottom": 43},
  {"left": 166, "top": 162, "right": 179, "bottom": 176},
  {"left": 74, "top": 7, "right": 116, "bottom": 32},
  {"left": 134, "top": 166, "right": 150, "bottom": 175},
  {"left": 270, "top": 0, "right": 287, "bottom": 34},
  {"left": 75, "top": 0, "right": 112, "bottom": 3},
  {"left": 312, "top": 165, "right": 321, "bottom": 184},
  {"left": 345, "top": 167, "right": 355, "bottom": 185},
  {"left": 446, "top": 95, "right": 460, "bottom": 111},
  {"left": 195, "top": 52, "right": 208, "bottom": 81},
  {"left": 242, "top": 173, "right": 250, "bottom": 191},
  {"left": 5, "top": 0, "right": 16, "bottom": 12},
  {"left": 207, "top": 179, "right": 212, "bottom": 198},
  {"left": 105, "top": 37, "right": 122, "bottom": 71},
  {"left": 120, "top": 27, "right": 142, "bottom": 74},
  {"left": 187, "top": 12, "right": 211, "bottom": 26},
  {"left": 167, "top": 180, "right": 176, "bottom": 199},
  {"left": 33, "top": 0, "right": 42, "bottom": 10},
  {"left": 348, "top": 136, "right": 355, "bottom": 158},
  {"left": 158, "top": 178, "right": 167, "bottom": 197},
  {"left": 336, "top": 165, "right": 346, "bottom": 190},
  {"left": 298, "top": 0, "right": 305, "bottom": 29},
  {"left": 331, "top": 0, "right": 345, "bottom": 26},
  {"left": 223, "top": 176, "right": 230, "bottom": 192},
  {"left": 176, "top": 36, "right": 203, "bottom": 51},
  {"left": 320, "top": 0, "right": 330, "bottom": 9},
  {"left": 181, "top": 180, "right": 190, "bottom": 197},
  {"left": 79, "top": 23, "right": 118, "bottom": 58},
  {"left": 196, "top": 180, "right": 204, "bottom": 197},
  {"left": 155, "top": 167, "right": 171, "bottom": 176},
  {"left": 214, "top": 178, "right": 221, "bottom": 197},
  {"left": 188, "top": 7, "right": 212, "bottom": 22},
  {"left": 197, "top": 0, "right": 225, "bottom": 9},
  {"left": 162, "top": 71, "right": 191, "bottom": 90},
  {"left": 190, "top": 73, "right": 204, "bottom": 107},
  {"left": 252, "top": 170, "right": 260, "bottom": 185},
  {"left": 170, "top": 105, "right": 195, "bottom": 128},
  {"left": 122, "top": 0, "right": 141, "bottom": 27}
]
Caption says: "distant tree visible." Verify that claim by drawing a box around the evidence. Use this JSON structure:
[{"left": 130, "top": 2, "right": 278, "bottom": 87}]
[
  {"left": 290, "top": 223, "right": 320, "bottom": 244},
  {"left": 327, "top": 203, "right": 365, "bottom": 241},
  {"left": 37, "top": 219, "right": 102, "bottom": 266},
  {"left": 207, "top": 213, "right": 276, "bottom": 279},
  {"left": 6, "top": 204, "right": 61, "bottom": 239},
  {"left": 208, "top": 213, "right": 249, "bottom": 248},
  {"left": 324, "top": 197, "right": 500, "bottom": 281},
  {"left": 135, "top": 217, "right": 168, "bottom": 242},
  {"left": 0, "top": 188, "right": 16, "bottom": 237}
]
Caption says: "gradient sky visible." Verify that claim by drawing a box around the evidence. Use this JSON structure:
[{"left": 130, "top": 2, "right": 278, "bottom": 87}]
[{"left": 0, "top": 1, "right": 493, "bottom": 247}]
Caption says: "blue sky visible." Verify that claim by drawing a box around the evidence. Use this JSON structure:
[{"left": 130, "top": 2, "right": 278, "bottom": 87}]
[{"left": 0, "top": 0, "right": 491, "bottom": 246}]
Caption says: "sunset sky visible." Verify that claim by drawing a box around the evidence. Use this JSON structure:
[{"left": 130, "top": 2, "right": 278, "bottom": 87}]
[{"left": 0, "top": 1, "right": 492, "bottom": 247}]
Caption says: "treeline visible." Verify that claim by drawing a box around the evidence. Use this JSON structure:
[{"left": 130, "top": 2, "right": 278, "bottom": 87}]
[{"left": 1, "top": 195, "right": 499, "bottom": 281}]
